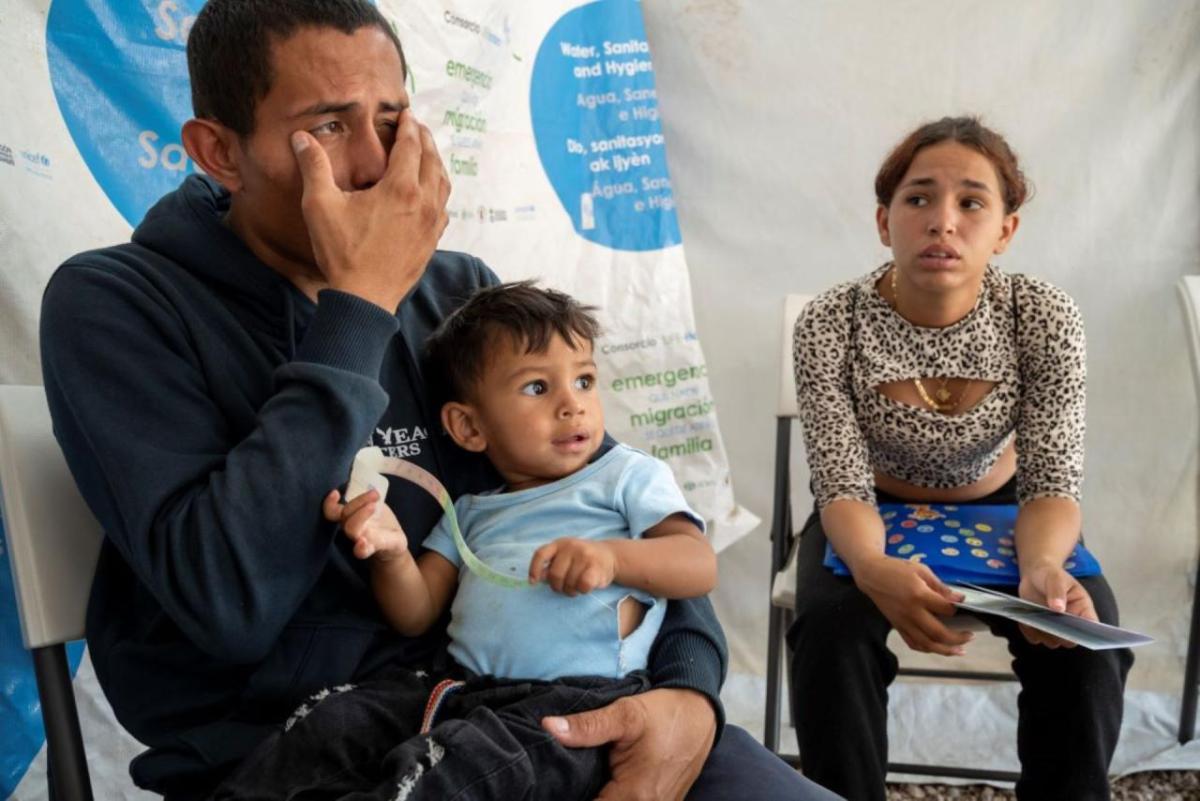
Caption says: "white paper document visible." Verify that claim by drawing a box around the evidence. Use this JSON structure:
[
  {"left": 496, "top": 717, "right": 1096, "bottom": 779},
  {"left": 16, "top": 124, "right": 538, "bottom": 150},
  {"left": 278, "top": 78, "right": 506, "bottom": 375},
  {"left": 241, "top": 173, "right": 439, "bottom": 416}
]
[{"left": 952, "top": 583, "right": 1154, "bottom": 650}]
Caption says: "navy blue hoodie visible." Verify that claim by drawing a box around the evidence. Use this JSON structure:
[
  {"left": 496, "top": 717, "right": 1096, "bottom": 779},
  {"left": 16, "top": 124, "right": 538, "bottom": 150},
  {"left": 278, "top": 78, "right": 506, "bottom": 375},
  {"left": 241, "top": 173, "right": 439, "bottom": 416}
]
[{"left": 40, "top": 175, "right": 727, "bottom": 798}]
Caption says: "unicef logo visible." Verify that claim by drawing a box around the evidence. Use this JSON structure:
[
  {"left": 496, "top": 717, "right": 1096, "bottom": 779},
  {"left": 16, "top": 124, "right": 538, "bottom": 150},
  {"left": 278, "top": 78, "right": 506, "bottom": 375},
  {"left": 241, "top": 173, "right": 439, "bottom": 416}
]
[
  {"left": 20, "top": 152, "right": 50, "bottom": 167},
  {"left": 530, "top": 1, "right": 680, "bottom": 252},
  {"left": 47, "top": 0, "right": 201, "bottom": 227}
]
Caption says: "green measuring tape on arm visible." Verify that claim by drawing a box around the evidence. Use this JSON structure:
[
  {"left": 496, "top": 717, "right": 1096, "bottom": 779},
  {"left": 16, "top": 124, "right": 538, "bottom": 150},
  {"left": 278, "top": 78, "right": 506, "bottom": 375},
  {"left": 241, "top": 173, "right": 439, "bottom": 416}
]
[{"left": 347, "top": 446, "right": 527, "bottom": 589}]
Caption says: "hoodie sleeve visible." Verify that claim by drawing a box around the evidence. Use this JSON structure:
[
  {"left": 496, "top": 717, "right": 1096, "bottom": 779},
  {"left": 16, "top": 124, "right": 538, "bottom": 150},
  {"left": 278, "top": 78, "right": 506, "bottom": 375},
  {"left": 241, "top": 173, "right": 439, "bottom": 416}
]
[
  {"left": 610, "top": 451, "right": 727, "bottom": 736},
  {"left": 647, "top": 592, "right": 729, "bottom": 739},
  {"left": 41, "top": 258, "right": 397, "bottom": 664}
]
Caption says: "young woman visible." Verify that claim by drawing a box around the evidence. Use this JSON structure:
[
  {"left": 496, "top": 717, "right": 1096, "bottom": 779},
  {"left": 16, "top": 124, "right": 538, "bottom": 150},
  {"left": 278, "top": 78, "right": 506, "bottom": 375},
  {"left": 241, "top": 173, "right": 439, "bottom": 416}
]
[{"left": 788, "top": 117, "right": 1133, "bottom": 801}]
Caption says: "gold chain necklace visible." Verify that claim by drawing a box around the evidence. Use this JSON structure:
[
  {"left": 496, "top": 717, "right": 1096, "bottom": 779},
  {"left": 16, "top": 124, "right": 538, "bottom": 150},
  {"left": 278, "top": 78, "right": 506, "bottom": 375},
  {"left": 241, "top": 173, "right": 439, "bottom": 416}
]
[
  {"left": 891, "top": 266, "right": 972, "bottom": 413},
  {"left": 913, "top": 376, "right": 968, "bottom": 412}
]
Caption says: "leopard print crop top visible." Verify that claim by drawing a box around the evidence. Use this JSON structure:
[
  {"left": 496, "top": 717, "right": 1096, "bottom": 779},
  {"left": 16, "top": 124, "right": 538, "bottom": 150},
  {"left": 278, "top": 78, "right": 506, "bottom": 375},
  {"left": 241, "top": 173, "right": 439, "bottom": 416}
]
[{"left": 793, "top": 263, "right": 1086, "bottom": 509}]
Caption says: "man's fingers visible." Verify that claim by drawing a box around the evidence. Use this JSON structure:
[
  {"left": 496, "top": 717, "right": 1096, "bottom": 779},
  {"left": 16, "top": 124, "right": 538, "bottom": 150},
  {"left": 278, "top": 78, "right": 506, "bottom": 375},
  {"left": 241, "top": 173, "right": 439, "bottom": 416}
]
[
  {"left": 291, "top": 131, "right": 338, "bottom": 207},
  {"left": 417, "top": 123, "right": 447, "bottom": 193},
  {"left": 381, "top": 109, "right": 422, "bottom": 187},
  {"left": 434, "top": 203, "right": 451, "bottom": 246},
  {"left": 543, "top": 697, "right": 644, "bottom": 748},
  {"left": 417, "top": 124, "right": 451, "bottom": 240}
]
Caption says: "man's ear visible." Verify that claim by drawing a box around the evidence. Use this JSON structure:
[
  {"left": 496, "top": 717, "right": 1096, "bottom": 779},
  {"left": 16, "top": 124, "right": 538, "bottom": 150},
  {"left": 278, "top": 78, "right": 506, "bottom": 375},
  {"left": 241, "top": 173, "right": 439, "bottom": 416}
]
[
  {"left": 442, "top": 402, "right": 487, "bottom": 453},
  {"left": 181, "top": 118, "right": 244, "bottom": 192}
]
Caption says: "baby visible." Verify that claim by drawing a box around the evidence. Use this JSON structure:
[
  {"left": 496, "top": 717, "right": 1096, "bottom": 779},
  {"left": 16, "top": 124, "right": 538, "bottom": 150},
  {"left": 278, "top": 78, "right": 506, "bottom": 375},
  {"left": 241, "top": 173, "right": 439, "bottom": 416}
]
[{"left": 330, "top": 280, "right": 717, "bottom": 682}]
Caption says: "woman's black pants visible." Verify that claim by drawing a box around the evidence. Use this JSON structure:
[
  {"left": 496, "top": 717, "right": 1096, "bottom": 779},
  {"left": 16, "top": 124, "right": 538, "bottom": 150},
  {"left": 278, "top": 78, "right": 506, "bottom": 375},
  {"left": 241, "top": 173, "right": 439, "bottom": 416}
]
[{"left": 786, "top": 490, "right": 1134, "bottom": 801}]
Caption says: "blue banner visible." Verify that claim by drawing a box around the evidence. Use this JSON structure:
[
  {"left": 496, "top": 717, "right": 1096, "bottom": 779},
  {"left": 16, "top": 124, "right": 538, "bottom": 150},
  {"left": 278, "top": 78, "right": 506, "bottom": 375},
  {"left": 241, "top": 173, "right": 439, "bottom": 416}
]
[
  {"left": 46, "top": 0, "right": 201, "bottom": 228},
  {"left": 530, "top": 1, "right": 680, "bottom": 252}
]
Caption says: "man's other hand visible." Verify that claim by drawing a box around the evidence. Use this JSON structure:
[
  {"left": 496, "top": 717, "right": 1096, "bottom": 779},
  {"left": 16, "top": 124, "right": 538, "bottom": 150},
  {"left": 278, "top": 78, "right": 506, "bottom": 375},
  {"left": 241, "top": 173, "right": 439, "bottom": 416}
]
[{"left": 542, "top": 688, "right": 716, "bottom": 801}]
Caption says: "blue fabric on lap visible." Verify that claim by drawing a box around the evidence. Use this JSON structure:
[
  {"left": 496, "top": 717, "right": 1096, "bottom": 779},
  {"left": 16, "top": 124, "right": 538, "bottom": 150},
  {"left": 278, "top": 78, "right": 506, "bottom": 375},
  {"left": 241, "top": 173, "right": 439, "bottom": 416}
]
[{"left": 823, "top": 503, "right": 1101, "bottom": 584}]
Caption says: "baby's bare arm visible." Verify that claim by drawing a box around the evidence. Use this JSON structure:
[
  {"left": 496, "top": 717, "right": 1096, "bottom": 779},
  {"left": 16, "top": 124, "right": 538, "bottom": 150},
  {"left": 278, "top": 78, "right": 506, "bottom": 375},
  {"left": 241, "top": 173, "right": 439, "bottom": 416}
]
[
  {"left": 323, "top": 489, "right": 458, "bottom": 635},
  {"left": 529, "top": 513, "right": 716, "bottom": 598},
  {"left": 370, "top": 550, "right": 458, "bottom": 636},
  {"left": 609, "top": 513, "right": 716, "bottom": 598}
]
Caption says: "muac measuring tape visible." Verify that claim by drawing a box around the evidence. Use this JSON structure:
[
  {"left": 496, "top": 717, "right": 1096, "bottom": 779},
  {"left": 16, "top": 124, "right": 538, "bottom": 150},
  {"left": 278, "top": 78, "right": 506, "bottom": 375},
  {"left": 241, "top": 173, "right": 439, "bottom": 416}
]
[
  {"left": 346, "top": 446, "right": 528, "bottom": 589},
  {"left": 347, "top": 447, "right": 625, "bottom": 618}
]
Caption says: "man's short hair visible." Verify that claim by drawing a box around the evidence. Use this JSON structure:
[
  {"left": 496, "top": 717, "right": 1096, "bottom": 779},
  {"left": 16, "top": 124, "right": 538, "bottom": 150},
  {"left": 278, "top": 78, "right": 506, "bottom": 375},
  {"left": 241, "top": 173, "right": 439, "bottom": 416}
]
[
  {"left": 426, "top": 281, "right": 602, "bottom": 403},
  {"left": 187, "top": 0, "right": 407, "bottom": 136}
]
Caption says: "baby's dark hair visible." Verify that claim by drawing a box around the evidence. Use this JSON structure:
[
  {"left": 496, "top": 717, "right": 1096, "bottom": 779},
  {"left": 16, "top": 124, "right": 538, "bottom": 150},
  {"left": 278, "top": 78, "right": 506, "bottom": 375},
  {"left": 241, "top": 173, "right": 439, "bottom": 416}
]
[{"left": 426, "top": 281, "right": 602, "bottom": 402}]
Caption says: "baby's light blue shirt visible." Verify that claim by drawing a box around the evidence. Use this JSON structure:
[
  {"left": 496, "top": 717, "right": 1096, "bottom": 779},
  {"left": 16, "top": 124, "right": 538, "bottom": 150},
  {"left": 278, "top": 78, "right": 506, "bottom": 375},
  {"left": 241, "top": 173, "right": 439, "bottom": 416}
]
[{"left": 421, "top": 444, "right": 704, "bottom": 681}]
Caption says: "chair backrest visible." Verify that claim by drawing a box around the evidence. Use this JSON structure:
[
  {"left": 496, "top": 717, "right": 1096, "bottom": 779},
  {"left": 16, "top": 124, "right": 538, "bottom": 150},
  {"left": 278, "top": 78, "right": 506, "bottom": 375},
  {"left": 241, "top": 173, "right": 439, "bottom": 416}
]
[
  {"left": 1178, "top": 277, "right": 1200, "bottom": 398},
  {"left": 0, "top": 385, "right": 103, "bottom": 648},
  {"left": 776, "top": 294, "right": 813, "bottom": 418},
  {"left": 769, "top": 294, "right": 813, "bottom": 610}
]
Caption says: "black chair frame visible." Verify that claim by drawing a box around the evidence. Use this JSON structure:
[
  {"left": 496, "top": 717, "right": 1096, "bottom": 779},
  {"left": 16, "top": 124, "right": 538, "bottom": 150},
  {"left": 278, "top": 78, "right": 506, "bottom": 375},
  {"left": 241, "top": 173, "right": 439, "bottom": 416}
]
[
  {"left": 33, "top": 644, "right": 93, "bottom": 800},
  {"left": 1176, "top": 277, "right": 1200, "bottom": 746}
]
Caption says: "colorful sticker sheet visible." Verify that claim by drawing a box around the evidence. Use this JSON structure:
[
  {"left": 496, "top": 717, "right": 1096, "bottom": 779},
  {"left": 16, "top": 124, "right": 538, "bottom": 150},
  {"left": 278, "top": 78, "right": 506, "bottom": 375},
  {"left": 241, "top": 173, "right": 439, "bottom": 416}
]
[{"left": 823, "top": 503, "right": 1102, "bottom": 584}]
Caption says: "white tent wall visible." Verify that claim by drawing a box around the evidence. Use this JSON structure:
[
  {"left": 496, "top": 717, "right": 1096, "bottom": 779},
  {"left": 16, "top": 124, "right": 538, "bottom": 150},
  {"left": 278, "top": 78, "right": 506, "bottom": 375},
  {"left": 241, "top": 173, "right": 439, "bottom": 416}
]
[{"left": 642, "top": 0, "right": 1200, "bottom": 764}]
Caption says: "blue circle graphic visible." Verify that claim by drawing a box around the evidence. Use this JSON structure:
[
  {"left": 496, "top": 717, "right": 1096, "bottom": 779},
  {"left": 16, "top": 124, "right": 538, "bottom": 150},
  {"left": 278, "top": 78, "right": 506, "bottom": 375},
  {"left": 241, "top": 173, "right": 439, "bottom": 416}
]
[
  {"left": 46, "top": 0, "right": 202, "bottom": 228},
  {"left": 530, "top": 1, "right": 680, "bottom": 252}
]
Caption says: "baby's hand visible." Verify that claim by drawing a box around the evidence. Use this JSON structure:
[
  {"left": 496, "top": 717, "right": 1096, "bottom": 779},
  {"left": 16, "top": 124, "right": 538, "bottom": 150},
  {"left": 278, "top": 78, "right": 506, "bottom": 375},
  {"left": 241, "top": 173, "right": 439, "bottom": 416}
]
[
  {"left": 322, "top": 489, "right": 409, "bottom": 561},
  {"left": 529, "top": 538, "right": 617, "bottom": 596}
]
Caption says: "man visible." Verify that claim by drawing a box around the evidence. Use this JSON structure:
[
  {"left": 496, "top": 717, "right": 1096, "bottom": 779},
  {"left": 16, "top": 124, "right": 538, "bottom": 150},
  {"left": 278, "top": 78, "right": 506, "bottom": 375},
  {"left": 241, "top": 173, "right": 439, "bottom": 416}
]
[{"left": 40, "top": 1, "right": 836, "bottom": 799}]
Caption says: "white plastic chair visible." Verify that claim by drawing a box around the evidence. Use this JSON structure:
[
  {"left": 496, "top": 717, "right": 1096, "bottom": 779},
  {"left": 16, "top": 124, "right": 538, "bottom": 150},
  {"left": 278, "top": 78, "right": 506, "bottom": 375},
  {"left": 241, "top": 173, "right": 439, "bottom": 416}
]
[
  {"left": 763, "top": 294, "right": 809, "bottom": 757},
  {"left": 1175, "top": 276, "right": 1200, "bottom": 744},
  {"left": 763, "top": 297, "right": 1019, "bottom": 781},
  {"left": 0, "top": 384, "right": 101, "bottom": 800}
]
